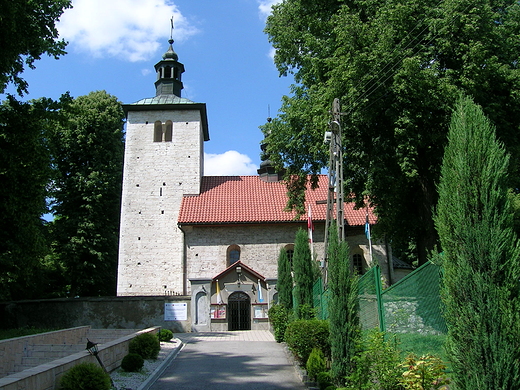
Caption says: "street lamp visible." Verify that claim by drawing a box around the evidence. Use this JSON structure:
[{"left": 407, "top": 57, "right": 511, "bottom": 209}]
[{"left": 86, "top": 338, "right": 115, "bottom": 387}]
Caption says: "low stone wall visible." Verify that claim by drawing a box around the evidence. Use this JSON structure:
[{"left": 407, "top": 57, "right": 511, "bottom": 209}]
[
  {"left": 0, "top": 327, "right": 89, "bottom": 379},
  {"left": 0, "top": 296, "right": 191, "bottom": 332},
  {"left": 0, "top": 327, "right": 159, "bottom": 390}
]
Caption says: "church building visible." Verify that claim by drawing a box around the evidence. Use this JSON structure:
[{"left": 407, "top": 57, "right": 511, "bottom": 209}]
[{"left": 116, "top": 40, "right": 396, "bottom": 331}]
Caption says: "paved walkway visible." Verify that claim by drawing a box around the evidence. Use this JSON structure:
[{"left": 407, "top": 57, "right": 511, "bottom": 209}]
[{"left": 148, "top": 330, "right": 306, "bottom": 390}]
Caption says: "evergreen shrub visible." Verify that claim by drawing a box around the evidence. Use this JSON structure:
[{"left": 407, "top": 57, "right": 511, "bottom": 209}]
[
  {"left": 285, "top": 319, "right": 330, "bottom": 364},
  {"left": 121, "top": 352, "right": 144, "bottom": 372},
  {"left": 59, "top": 362, "right": 111, "bottom": 390},
  {"left": 129, "top": 333, "right": 160, "bottom": 359},
  {"left": 316, "top": 371, "right": 333, "bottom": 390},
  {"left": 158, "top": 328, "right": 173, "bottom": 342},
  {"left": 306, "top": 347, "right": 326, "bottom": 381},
  {"left": 268, "top": 304, "right": 290, "bottom": 342}
]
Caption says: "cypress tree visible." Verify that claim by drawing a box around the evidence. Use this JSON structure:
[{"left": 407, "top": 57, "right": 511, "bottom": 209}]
[
  {"left": 277, "top": 247, "right": 293, "bottom": 309},
  {"left": 293, "top": 227, "right": 314, "bottom": 318},
  {"left": 327, "top": 222, "right": 359, "bottom": 386},
  {"left": 435, "top": 96, "right": 520, "bottom": 389}
]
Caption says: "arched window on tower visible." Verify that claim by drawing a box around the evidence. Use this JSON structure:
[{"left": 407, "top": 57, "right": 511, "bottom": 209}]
[
  {"left": 227, "top": 245, "right": 241, "bottom": 266},
  {"left": 174, "top": 67, "right": 179, "bottom": 80},
  {"left": 164, "top": 66, "right": 172, "bottom": 78},
  {"left": 164, "top": 121, "right": 173, "bottom": 142},
  {"left": 154, "top": 121, "right": 163, "bottom": 142}
]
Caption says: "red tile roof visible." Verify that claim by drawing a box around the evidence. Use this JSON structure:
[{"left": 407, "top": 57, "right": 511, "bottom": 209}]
[{"left": 178, "top": 175, "right": 376, "bottom": 226}]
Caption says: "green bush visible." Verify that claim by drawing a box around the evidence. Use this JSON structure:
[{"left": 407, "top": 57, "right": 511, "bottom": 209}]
[
  {"left": 317, "top": 372, "right": 334, "bottom": 390},
  {"left": 59, "top": 362, "right": 111, "bottom": 390},
  {"left": 345, "top": 330, "right": 402, "bottom": 390},
  {"left": 306, "top": 348, "right": 326, "bottom": 381},
  {"left": 129, "top": 332, "right": 160, "bottom": 359},
  {"left": 285, "top": 319, "right": 330, "bottom": 364},
  {"left": 121, "top": 352, "right": 144, "bottom": 372},
  {"left": 268, "top": 304, "right": 290, "bottom": 342},
  {"left": 158, "top": 328, "right": 173, "bottom": 342}
]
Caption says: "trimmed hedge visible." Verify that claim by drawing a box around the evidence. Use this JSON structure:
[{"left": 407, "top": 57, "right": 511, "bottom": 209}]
[
  {"left": 129, "top": 332, "right": 160, "bottom": 359},
  {"left": 158, "top": 328, "right": 174, "bottom": 342},
  {"left": 121, "top": 353, "right": 144, "bottom": 372},
  {"left": 268, "top": 304, "right": 290, "bottom": 342},
  {"left": 285, "top": 319, "right": 330, "bottom": 364},
  {"left": 59, "top": 362, "right": 111, "bottom": 390}
]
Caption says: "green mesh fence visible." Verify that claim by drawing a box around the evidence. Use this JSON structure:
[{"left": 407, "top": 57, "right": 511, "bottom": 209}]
[
  {"left": 313, "top": 278, "right": 329, "bottom": 320},
  {"left": 312, "top": 260, "right": 447, "bottom": 359},
  {"left": 358, "top": 266, "right": 382, "bottom": 331},
  {"left": 382, "top": 261, "right": 447, "bottom": 359}
]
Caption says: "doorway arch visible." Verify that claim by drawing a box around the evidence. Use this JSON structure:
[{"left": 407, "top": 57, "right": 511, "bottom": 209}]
[{"left": 228, "top": 291, "right": 251, "bottom": 331}]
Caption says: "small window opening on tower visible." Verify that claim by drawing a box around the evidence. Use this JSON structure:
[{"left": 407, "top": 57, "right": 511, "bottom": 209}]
[
  {"left": 174, "top": 67, "right": 179, "bottom": 80},
  {"left": 164, "top": 66, "right": 172, "bottom": 78},
  {"left": 154, "top": 121, "right": 162, "bottom": 142},
  {"left": 165, "top": 120, "right": 173, "bottom": 142}
]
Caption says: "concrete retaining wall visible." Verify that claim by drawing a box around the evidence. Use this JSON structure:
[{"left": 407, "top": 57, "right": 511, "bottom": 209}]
[{"left": 0, "top": 327, "right": 159, "bottom": 390}]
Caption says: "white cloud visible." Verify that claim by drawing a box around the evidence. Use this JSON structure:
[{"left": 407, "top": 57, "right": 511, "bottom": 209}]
[
  {"left": 58, "top": 0, "right": 198, "bottom": 62},
  {"left": 258, "top": 0, "right": 282, "bottom": 19},
  {"left": 204, "top": 151, "right": 258, "bottom": 176}
]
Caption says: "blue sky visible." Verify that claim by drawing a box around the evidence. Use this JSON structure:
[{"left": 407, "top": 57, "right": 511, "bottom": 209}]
[{"left": 3, "top": 0, "right": 292, "bottom": 175}]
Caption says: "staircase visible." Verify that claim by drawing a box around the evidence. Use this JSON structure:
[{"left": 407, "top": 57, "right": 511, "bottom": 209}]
[{"left": 2, "top": 328, "right": 137, "bottom": 377}]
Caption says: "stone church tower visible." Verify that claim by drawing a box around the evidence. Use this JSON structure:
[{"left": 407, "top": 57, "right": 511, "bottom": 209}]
[{"left": 117, "top": 39, "right": 209, "bottom": 296}]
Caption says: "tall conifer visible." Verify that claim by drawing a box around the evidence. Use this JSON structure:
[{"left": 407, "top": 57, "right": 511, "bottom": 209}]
[
  {"left": 435, "top": 96, "right": 520, "bottom": 389},
  {"left": 327, "top": 222, "right": 359, "bottom": 386},
  {"left": 293, "top": 227, "right": 313, "bottom": 317},
  {"left": 277, "top": 247, "right": 293, "bottom": 309}
]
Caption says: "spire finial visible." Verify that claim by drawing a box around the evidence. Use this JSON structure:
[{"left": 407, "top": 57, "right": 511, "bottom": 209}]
[{"left": 170, "top": 16, "right": 174, "bottom": 42}]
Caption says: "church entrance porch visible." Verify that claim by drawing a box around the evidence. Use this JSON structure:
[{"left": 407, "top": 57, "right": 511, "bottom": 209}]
[
  {"left": 228, "top": 291, "right": 251, "bottom": 330},
  {"left": 190, "top": 261, "right": 274, "bottom": 332}
]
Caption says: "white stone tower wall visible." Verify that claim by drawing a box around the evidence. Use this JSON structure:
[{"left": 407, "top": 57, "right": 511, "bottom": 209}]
[{"left": 117, "top": 108, "right": 204, "bottom": 296}]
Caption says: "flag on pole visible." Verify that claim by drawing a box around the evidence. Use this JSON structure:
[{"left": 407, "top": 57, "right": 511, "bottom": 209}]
[
  {"left": 258, "top": 279, "right": 264, "bottom": 302},
  {"left": 307, "top": 204, "right": 314, "bottom": 244},
  {"left": 216, "top": 279, "right": 223, "bottom": 304},
  {"left": 365, "top": 214, "right": 371, "bottom": 241}
]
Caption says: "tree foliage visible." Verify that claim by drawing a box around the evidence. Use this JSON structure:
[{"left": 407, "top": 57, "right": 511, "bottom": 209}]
[
  {"left": 264, "top": 0, "right": 520, "bottom": 264},
  {"left": 0, "top": 0, "right": 71, "bottom": 95},
  {"left": 49, "top": 91, "right": 124, "bottom": 297},
  {"left": 327, "top": 222, "right": 359, "bottom": 386},
  {"left": 277, "top": 246, "right": 293, "bottom": 309},
  {"left": 292, "top": 227, "right": 313, "bottom": 317},
  {"left": 0, "top": 96, "right": 56, "bottom": 300},
  {"left": 435, "top": 96, "right": 520, "bottom": 389}
]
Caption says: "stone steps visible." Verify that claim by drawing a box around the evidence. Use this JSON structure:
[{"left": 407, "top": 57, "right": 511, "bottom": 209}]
[{"left": 4, "top": 328, "right": 138, "bottom": 377}]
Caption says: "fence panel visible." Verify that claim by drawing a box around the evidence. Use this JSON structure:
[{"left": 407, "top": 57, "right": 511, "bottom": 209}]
[
  {"left": 381, "top": 261, "right": 447, "bottom": 358},
  {"left": 312, "top": 260, "right": 448, "bottom": 359},
  {"left": 358, "top": 266, "right": 381, "bottom": 331}
]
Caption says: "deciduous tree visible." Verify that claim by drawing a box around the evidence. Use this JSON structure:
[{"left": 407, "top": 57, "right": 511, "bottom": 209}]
[
  {"left": 49, "top": 91, "right": 124, "bottom": 297},
  {"left": 0, "top": 97, "right": 55, "bottom": 300},
  {"left": 0, "top": 0, "right": 71, "bottom": 95},
  {"left": 264, "top": 0, "right": 520, "bottom": 264}
]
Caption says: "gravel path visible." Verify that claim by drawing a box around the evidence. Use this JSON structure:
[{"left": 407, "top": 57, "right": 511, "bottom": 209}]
[{"left": 110, "top": 339, "right": 181, "bottom": 390}]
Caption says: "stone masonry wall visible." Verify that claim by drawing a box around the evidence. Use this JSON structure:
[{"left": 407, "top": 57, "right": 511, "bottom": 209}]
[
  {"left": 117, "top": 108, "right": 205, "bottom": 296},
  {"left": 183, "top": 223, "right": 389, "bottom": 293}
]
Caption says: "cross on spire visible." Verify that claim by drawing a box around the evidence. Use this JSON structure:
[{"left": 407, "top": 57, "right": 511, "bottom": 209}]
[{"left": 170, "top": 16, "right": 174, "bottom": 41}]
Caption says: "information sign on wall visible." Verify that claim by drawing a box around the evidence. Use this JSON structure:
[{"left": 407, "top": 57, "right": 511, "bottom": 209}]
[{"left": 164, "top": 302, "right": 188, "bottom": 321}]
